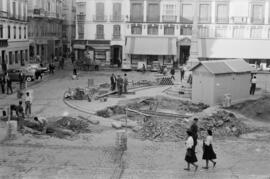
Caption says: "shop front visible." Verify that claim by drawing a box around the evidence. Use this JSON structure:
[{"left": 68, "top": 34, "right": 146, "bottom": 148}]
[
  {"left": 86, "top": 40, "right": 111, "bottom": 66},
  {"left": 125, "top": 37, "right": 177, "bottom": 69}
]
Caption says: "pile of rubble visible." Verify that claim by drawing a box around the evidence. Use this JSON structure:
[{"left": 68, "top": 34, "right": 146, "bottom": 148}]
[
  {"left": 56, "top": 116, "right": 91, "bottom": 133},
  {"left": 133, "top": 110, "right": 250, "bottom": 142}
]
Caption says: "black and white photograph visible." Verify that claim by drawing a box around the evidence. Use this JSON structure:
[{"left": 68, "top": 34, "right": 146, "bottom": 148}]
[{"left": 1, "top": 0, "right": 270, "bottom": 178}]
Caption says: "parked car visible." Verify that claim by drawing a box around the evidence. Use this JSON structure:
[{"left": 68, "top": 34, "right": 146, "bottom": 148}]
[
  {"left": 26, "top": 63, "right": 49, "bottom": 74},
  {"left": 7, "top": 68, "right": 35, "bottom": 82}
]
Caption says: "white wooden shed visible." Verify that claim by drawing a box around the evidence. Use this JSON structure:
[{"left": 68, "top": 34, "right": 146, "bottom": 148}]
[{"left": 190, "top": 59, "right": 254, "bottom": 106}]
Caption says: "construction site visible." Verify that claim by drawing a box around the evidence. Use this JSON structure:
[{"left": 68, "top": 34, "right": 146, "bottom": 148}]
[{"left": 1, "top": 60, "right": 270, "bottom": 178}]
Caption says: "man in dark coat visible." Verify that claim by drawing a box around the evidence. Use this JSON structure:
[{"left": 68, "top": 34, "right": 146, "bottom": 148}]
[
  {"left": 110, "top": 74, "right": 116, "bottom": 91},
  {"left": 6, "top": 76, "right": 13, "bottom": 94},
  {"left": 0, "top": 75, "right": 5, "bottom": 94},
  {"left": 189, "top": 118, "right": 199, "bottom": 152},
  {"left": 116, "top": 75, "right": 123, "bottom": 96},
  {"left": 18, "top": 72, "right": 25, "bottom": 90}
]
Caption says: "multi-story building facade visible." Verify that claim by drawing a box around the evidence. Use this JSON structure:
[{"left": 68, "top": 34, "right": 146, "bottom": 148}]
[
  {"left": 0, "top": 0, "right": 29, "bottom": 73},
  {"left": 62, "top": 0, "right": 76, "bottom": 54},
  {"left": 74, "top": 0, "right": 270, "bottom": 68},
  {"left": 27, "top": 0, "right": 63, "bottom": 64}
]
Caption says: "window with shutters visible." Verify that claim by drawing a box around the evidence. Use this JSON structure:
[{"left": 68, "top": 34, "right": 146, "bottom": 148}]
[
  {"left": 12, "top": 1, "right": 16, "bottom": 18},
  {"left": 199, "top": 26, "right": 209, "bottom": 38},
  {"left": 15, "top": 51, "right": 18, "bottom": 64},
  {"left": 18, "top": 1, "right": 21, "bottom": 19},
  {"left": 78, "top": 23, "right": 84, "bottom": 39},
  {"left": 0, "top": 25, "right": 3, "bottom": 38},
  {"left": 131, "top": 24, "right": 142, "bottom": 35},
  {"left": 181, "top": 4, "right": 193, "bottom": 23},
  {"left": 13, "top": 26, "right": 16, "bottom": 39},
  {"left": 8, "top": 26, "right": 10, "bottom": 39},
  {"left": 216, "top": 4, "right": 229, "bottom": 23},
  {"left": 147, "top": 25, "right": 158, "bottom": 35},
  {"left": 164, "top": 25, "right": 174, "bottom": 35},
  {"left": 215, "top": 27, "right": 227, "bottom": 38},
  {"left": 233, "top": 26, "right": 245, "bottom": 39},
  {"left": 163, "top": 4, "right": 176, "bottom": 22},
  {"left": 95, "top": 2, "right": 105, "bottom": 21},
  {"left": 19, "top": 27, "right": 21, "bottom": 39},
  {"left": 180, "top": 26, "right": 192, "bottom": 35},
  {"left": 96, "top": 24, "right": 104, "bottom": 39},
  {"left": 9, "top": 52, "right": 13, "bottom": 65},
  {"left": 112, "top": 3, "right": 122, "bottom": 21},
  {"left": 250, "top": 27, "right": 262, "bottom": 39},
  {"left": 251, "top": 4, "right": 264, "bottom": 24},
  {"left": 130, "top": 3, "right": 143, "bottom": 22},
  {"left": 24, "top": 26, "right": 26, "bottom": 39},
  {"left": 113, "top": 25, "right": 121, "bottom": 39},
  {"left": 147, "top": 3, "right": 160, "bottom": 22},
  {"left": 199, "top": 4, "right": 211, "bottom": 23}
]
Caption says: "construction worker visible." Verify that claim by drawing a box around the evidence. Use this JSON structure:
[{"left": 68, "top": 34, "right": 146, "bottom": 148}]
[
  {"left": 16, "top": 101, "right": 25, "bottom": 133},
  {"left": 25, "top": 92, "right": 32, "bottom": 117},
  {"left": 117, "top": 75, "right": 123, "bottom": 96},
  {"left": 123, "top": 74, "right": 128, "bottom": 94},
  {"left": 33, "top": 116, "right": 48, "bottom": 134}
]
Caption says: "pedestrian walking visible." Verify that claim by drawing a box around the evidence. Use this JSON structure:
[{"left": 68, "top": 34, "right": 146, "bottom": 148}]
[
  {"left": 189, "top": 118, "right": 199, "bottom": 152},
  {"left": 250, "top": 76, "right": 257, "bottom": 95},
  {"left": 184, "top": 130, "right": 198, "bottom": 171},
  {"left": 202, "top": 129, "right": 217, "bottom": 169},
  {"left": 0, "top": 75, "right": 5, "bottom": 94},
  {"left": 6, "top": 76, "right": 13, "bottom": 94},
  {"left": 18, "top": 72, "right": 25, "bottom": 90},
  {"left": 25, "top": 92, "right": 32, "bottom": 117},
  {"left": 170, "top": 68, "right": 175, "bottom": 80},
  {"left": 117, "top": 75, "right": 123, "bottom": 96},
  {"left": 16, "top": 101, "right": 24, "bottom": 133},
  {"left": 142, "top": 64, "right": 146, "bottom": 73},
  {"left": 123, "top": 74, "right": 128, "bottom": 94},
  {"left": 110, "top": 74, "right": 116, "bottom": 91},
  {"left": 180, "top": 66, "right": 185, "bottom": 82}
]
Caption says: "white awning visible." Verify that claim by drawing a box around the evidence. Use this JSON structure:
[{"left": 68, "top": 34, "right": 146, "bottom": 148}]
[
  {"left": 198, "top": 39, "right": 270, "bottom": 59},
  {"left": 126, "top": 37, "right": 177, "bottom": 55}
]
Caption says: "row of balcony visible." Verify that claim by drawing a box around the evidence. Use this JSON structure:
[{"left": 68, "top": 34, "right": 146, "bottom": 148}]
[
  {"left": 76, "top": 14, "right": 268, "bottom": 25},
  {"left": 28, "top": 9, "right": 63, "bottom": 20},
  {"left": 0, "top": 39, "right": 8, "bottom": 48},
  {"left": 77, "top": 33, "right": 122, "bottom": 40},
  {"left": 28, "top": 32, "right": 62, "bottom": 37},
  {"left": 0, "top": 10, "right": 27, "bottom": 21}
]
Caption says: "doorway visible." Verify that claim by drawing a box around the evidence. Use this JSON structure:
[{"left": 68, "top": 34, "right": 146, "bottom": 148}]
[
  {"left": 111, "top": 45, "right": 122, "bottom": 65},
  {"left": 179, "top": 46, "right": 190, "bottom": 65},
  {"left": 1, "top": 50, "right": 7, "bottom": 72}
]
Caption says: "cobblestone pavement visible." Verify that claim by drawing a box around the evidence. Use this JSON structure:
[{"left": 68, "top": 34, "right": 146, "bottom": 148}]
[{"left": 1, "top": 62, "right": 270, "bottom": 178}]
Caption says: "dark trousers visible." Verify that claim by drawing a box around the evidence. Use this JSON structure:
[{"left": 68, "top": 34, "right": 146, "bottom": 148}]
[
  {"left": 7, "top": 85, "right": 13, "bottom": 94},
  {"left": 111, "top": 83, "right": 116, "bottom": 91},
  {"left": 250, "top": 83, "right": 256, "bottom": 95},
  {"left": 123, "top": 84, "right": 127, "bottom": 93},
  {"left": 25, "top": 101, "right": 31, "bottom": 115},
  {"left": 1, "top": 84, "right": 5, "bottom": 93},
  {"left": 118, "top": 86, "right": 122, "bottom": 95}
]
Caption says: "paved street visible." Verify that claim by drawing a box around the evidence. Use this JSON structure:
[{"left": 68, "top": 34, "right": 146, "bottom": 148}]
[{"left": 1, "top": 63, "right": 270, "bottom": 178}]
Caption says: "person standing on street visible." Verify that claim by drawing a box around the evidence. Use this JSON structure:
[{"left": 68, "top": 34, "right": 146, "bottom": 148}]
[
  {"left": 6, "top": 76, "right": 13, "bottom": 94},
  {"left": 16, "top": 101, "right": 25, "bottom": 133},
  {"left": 170, "top": 68, "right": 175, "bottom": 80},
  {"left": 123, "top": 74, "right": 128, "bottom": 94},
  {"left": 110, "top": 74, "right": 116, "bottom": 91},
  {"left": 250, "top": 76, "right": 257, "bottom": 95},
  {"left": 0, "top": 75, "right": 5, "bottom": 94},
  {"left": 184, "top": 130, "right": 198, "bottom": 171},
  {"left": 117, "top": 75, "right": 123, "bottom": 96},
  {"left": 189, "top": 118, "right": 199, "bottom": 152},
  {"left": 180, "top": 66, "right": 185, "bottom": 82},
  {"left": 18, "top": 72, "right": 25, "bottom": 90},
  {"left": 25, "top": 92, "right": 32, "bottom": 117}
]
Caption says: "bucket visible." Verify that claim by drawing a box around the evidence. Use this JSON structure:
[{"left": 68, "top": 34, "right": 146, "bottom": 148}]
[{"left": 116, "top": 130, "right": 127, "bottom": 151}]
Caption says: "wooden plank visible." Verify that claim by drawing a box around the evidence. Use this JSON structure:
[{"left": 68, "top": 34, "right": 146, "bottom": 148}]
[{"left": 96, "top": 91, "right": 117, "bottom": 99}]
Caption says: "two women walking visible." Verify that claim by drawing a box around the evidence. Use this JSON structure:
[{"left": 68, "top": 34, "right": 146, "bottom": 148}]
[{"left": 184, "top": 118, "right": 217, "bottom": 172}]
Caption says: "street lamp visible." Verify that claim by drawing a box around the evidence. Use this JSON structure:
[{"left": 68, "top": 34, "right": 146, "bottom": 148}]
[{"left": 187, "top": 0, "right": 200, "bottom": 68}]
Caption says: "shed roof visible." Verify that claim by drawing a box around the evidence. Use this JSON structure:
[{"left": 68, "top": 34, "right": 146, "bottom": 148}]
[{"left": 190, "top": 59, "right": 254, "bottom": 74}]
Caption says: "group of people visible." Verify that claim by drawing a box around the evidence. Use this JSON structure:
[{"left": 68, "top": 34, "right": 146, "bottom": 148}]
[
  {"left": 0, "top": 73, "right": 18, "bottom": 95},
  {"left": 110, "top": 73, "right": 128, "bottom": 95},
  {"left": 184, "top": 118, "right": 217, "bottom": 171}
]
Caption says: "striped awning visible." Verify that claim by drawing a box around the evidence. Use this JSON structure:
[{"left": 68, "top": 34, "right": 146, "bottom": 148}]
[{"left": 126, "top": 37, "right": 177, "bottom": 55}]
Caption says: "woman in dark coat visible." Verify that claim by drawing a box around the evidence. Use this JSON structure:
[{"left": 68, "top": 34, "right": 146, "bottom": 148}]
[
  {"left": 184, "top": 130, "right": 198, "bottom": 171},
  {"left": 202, "top": 129, "right": 217, "bottom": 169}
]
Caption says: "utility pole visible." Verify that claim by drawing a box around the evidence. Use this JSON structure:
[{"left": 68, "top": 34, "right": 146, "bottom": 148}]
[{"left": 187, "top": 0, "right": 200, "bottom": 68}]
